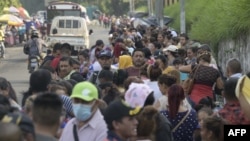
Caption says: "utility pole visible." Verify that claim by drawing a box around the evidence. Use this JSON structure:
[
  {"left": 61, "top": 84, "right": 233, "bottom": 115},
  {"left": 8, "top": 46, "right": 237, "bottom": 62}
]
[
  {"left": 148, "top": 0, "right": 153, "bottom": 16},
  {"left": 155, "top": 0, "right": 164, "bottom": 27},
  {"left": 180, "top": 0, "right": 186, "bottom": 33}
]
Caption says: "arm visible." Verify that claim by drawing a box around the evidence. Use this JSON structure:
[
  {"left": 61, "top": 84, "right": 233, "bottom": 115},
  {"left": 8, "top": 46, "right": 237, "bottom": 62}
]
[
  {"left": 216, "top": 77, "right": 224, "bottom": 89},
  {"left": 179, "top": 64, "right": 192, "bottom": 73}
]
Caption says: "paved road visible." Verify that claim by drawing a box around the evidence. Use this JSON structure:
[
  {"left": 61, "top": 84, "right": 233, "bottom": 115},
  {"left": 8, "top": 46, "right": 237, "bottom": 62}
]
[{"left": 0, "top": 25, "right": 109, "bottom": 105}]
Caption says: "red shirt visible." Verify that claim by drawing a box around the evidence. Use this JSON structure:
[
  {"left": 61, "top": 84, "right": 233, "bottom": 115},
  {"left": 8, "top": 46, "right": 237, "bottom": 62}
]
[
  {"left": 218, "top": 101, "right": 250, "bottom": 125},
  {"left": 113, "top": 43, "right": 125, "bottom": 58}
]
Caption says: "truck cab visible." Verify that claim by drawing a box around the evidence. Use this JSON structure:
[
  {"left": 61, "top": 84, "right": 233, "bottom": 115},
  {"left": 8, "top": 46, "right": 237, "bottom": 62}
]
[{"left": 46, "top": 16, "right": 90, "bottom": 55}]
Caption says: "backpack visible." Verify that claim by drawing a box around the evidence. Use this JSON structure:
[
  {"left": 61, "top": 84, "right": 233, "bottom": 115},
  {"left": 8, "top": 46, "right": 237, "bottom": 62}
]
[{"left": 29, "top": 39, "right": 40, "bottom": 56}]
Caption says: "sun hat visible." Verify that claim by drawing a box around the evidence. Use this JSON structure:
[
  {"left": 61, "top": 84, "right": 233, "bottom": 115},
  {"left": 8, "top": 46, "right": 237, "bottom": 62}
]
[{"left": 125, "top": 83, "right": 153, "bottom": 108}]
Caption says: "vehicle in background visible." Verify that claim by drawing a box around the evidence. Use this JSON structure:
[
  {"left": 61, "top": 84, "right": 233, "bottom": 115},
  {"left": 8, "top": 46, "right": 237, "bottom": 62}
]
[
  {"left": 46, "top": 16, "right": 91, "bottom": 56},
  {"left": 46, "top": 1, "right": 87, "bottom": 35}
]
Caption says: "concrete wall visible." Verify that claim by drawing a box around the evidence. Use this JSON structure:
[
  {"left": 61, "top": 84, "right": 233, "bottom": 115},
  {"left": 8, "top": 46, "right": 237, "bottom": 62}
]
[{"left": 217, "top": 35, "right": 250, "bottom": 74}]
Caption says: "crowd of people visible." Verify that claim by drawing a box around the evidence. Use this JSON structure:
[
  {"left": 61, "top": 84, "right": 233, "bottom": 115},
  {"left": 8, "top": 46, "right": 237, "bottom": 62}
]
[{"left": 1, "top": 15, "right": 250, "bottom": 141}]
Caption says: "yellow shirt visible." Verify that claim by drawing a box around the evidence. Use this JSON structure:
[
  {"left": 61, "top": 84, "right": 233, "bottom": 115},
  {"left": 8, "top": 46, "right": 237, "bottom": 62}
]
[
  {"left": 0, "top": 29, "right": 4, "bottom": 41},
  {"left": 162, "top": 66, "right": 175, "bottom": 74}
]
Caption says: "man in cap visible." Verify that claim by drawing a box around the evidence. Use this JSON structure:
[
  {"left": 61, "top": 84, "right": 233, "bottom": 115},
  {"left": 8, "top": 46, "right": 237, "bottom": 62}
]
[
  {"left": 103, "top": 99, "right": 141, "bottom": 141},
  {"left": 60, "top": 81, "right": 107, "bottom": 141},
  {"left": 88, "top": 49, "right": 116, "bottom": 85}
]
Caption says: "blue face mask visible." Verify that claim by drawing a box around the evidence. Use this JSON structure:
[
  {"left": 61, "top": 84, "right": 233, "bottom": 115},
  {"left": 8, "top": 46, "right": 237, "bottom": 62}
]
[{"left": 72, "top": 103, "right": 93, "bottom": 121}]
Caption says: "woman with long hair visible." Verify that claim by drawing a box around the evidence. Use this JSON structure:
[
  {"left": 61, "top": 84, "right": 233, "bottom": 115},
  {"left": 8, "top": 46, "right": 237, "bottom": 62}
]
[{"left": 160, "top": 84, "right": 198, "bottom": 141}]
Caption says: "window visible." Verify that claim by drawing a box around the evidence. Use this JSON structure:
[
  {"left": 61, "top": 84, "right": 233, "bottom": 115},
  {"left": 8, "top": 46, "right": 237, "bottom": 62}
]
[
  {"left": 59, "top": 20, "right": 64, "bottom": 28},
  {"left": 73, "top": 20, "right": 79, "bottom": 28},
  {"left": 66, "top": 20, "right": 71, "bottom": 28}
]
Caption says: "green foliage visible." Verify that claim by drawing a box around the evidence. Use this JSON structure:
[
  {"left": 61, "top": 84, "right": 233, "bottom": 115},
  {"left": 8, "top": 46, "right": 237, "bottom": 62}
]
[
  {"left": 164, "top": 0, "right": 250, "bottom": 51},
  {"left": 0, "top": 0, "right": 21, "bottom": 14}
]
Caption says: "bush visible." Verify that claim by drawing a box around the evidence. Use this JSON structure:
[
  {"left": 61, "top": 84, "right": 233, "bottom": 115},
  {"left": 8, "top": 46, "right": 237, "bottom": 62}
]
[{"left": 165, "top": 0, "right": 250, "bottom": 52}]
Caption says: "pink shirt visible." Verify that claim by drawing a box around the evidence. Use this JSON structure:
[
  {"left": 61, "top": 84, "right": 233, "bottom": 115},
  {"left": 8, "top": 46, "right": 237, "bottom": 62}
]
[{"left": 60, "top": 109, "right": 107, "bottom": 141}]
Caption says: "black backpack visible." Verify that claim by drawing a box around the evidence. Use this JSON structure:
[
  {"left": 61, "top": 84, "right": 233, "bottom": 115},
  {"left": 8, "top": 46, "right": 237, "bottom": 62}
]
[{"left": 29, "top": 39, "right": 39, "bottom": 56}]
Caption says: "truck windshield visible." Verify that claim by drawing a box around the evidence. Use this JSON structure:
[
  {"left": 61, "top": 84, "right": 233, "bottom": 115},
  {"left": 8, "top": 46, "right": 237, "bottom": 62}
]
[{"left": 47, "top": 10, "right": 81, "bottom": 23}]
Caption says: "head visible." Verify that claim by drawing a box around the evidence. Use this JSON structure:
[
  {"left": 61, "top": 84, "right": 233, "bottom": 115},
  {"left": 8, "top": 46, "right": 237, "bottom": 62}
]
[
  {"left": 24, "top": 95, "right": 38, "bottom": 119},
  {"left": 29, "top": 69, "right": 52, "bottom": 93},
  {"left": 70, "top": 82, "right": 100, "bottom": 122},
  {"left": 95, "top": 39, "right": 104, "bottom": 49},
  {"left": 155, "top": 55, "right": 168, "bottom": 70},
  {"left": 200, "top": 116, "right": 226, "bottom": 141},
  {"left": 39, "top": 66, "right": 57, "bottom": 81},
  {"left": 132, "top": 48, "right": 146, "bottom": 68},
  {"left": 198, "top": 44, "right": 211, "bottom": 55},
  {"left": 59, "top": 56, "right": 74, "bottom": 77},
  {"left": 104, "top": 100, "right": 140, "bottom": 140},
  {"left": 187, "top": 47, "right": 198, "bottom": 59},
  {"left": 157, "top": 74, "right": 177, "bottom": 95},
  {"left": 71, "top": 59, "right": 81, "bottom": 72},
  {"left": 157, "top": 33, "right": 165, "bottom": 43},
  {"left": 163, "top": 45, "right": 178, "bottom": 58},
  {"left": 173, "top": 57, "right": 186, "bottom": 69},
  {"left": 179, "top": 33, "right": 189, "bottom": 46},
  {"left": 147, "top": 62, "right": 162, "bottom": 81},
  {"left": 167, "top": 69, "right": 181, "bottom": 84},
  {"left": 197, "top": 51, "right": 211, "bottom": 64},
  {"left": 61, "top": 43, "right": 72, "bottom": 57},
  {"left": 223, "top": 77, "right": 239, "bottom": 102},
  {"left": 98, "top": 50, "right": 113, "bottom": 70},
  {"left": 197, "top": 107, "right": 213, "bottom": 126},
  {"left": 195, "top": 97, "right": 215, "bottom": 111},
  {"left": 168, "top": 84, "right": 185, "bottom": 119},
  {"left": 78, "top": 50, "right": 90, "bottom": 64},
  {"left": 52, "top": 43, "right": 61, "bottom": 57},
  {"left": 98, "top": 70, "right": 114, "bottom": 95},
  {"left": 0, "top": 122, "right": 23, "bottom": 141},
  {"left": 31, "top": 30, "right": 39, "bottom": 38},
  {"left": 32, "top": 92, "right": 63, "bottom": 135},
  {"left": 0, "top": 77, "right": 10, "bottom": 97},
  {"left": 136, "top": 105, "right": 158, "bottom": 140},
  {"left": 226, "top": 58, "right": 242, "bottom": 77},
  {"left": 1, "top": 113, "right": 36, "bottom": 141}
]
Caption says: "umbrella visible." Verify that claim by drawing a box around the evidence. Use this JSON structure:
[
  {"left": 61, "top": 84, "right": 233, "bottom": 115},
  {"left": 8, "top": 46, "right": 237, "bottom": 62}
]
[
  {"left": 3, "top": 6, "right": 19, "bottom": 13},
  {"left": 18, "top": 7, "right": 30, "bottom": 19},
  {"left": 0, "top": 14, "right": 23, "bottom": 26}
]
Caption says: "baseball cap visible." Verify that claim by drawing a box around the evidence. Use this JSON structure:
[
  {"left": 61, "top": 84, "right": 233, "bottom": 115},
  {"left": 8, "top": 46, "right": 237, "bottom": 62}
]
[
  {"left": 125, "top": 83, "right": 153, "bottom": 108},
  {"left": 98, "top": 49, "right": 112, "bottom": 58},
  {"left": 70, "top": 81, "right": 98, "bottom": 101},
  {"left": 104, "top": 99, "right": 141, "bottom": 125},
  {"left": 1, "top": 113, "right": 35, "bottom": 136},
  {"left": 95, "top": 40, "right": 104, "bottom": 46},
  {"left": 163, "top": 45, "right": 178, "bottom": 53}
]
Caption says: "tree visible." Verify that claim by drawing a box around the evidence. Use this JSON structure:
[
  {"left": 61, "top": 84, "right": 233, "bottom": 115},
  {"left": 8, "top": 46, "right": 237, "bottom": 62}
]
[{"left": 0, "top": 0, "right": 21, "bottom": 14}]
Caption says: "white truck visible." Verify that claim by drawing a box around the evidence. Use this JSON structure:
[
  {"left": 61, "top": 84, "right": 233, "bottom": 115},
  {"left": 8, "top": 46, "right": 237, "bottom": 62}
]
[{"left": 46, "top": 16, "right": 91, "bottom": 55}]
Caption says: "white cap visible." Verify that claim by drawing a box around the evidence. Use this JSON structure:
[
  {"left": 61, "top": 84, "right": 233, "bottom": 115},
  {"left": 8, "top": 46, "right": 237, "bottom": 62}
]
[{"left": 163, "top": 45, "right": 178, "bottom": 52}]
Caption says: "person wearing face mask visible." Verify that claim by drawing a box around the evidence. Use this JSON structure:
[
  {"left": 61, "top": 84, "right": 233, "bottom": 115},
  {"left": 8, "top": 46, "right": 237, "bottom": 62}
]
[{"left": 60, "top": 81, "right": 108, "bottom": 141}]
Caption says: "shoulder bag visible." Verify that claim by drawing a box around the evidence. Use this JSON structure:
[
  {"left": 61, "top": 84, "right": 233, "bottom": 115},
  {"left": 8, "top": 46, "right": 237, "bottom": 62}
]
[
  {"left": 182, "top": 65, "right": 200, "bottom": 95},
  {"left": 171, "top": 109, "right": 191, "bottom": 132}
]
